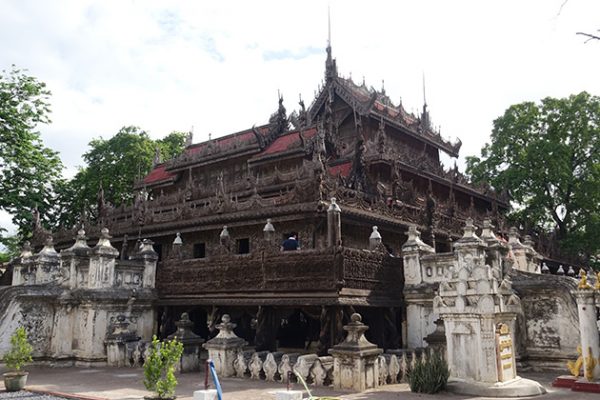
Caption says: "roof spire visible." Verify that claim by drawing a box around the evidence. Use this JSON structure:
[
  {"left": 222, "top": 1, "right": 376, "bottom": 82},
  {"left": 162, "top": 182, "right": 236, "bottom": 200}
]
[
  {"left": 422, "top": 71, "right": 427, "bottom": 108},
  {"left": 325, "top": 5, "right": 337, "bottom": 81},
  {"left": 327, "top": 4, "right": 331, "bottom": 48},
  {"left": 421, "top": 72, "right": 430, "bottom": 130}
]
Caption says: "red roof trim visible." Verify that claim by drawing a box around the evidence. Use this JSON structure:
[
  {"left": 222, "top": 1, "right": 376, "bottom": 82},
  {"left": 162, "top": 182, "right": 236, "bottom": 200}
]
[
  {"left": 143, "top": 164, "right": 176, "bottom": 185},
  {"left": 328, "top": 162, "right": 351, "bottom": 177},
  {"left": 258, "top": 128, "right": 317, "bottom": 156}
]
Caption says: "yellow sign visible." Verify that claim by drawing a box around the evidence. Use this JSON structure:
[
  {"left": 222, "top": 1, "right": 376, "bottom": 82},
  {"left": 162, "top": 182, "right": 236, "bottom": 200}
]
[{"left": 496, "top": 323, "right": 516, "bottom": 382}]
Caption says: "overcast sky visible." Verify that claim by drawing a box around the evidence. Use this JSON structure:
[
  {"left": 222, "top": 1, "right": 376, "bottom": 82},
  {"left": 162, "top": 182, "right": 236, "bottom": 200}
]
[{"left": 1, "top": 0, "right": 600, "bottom": 235}]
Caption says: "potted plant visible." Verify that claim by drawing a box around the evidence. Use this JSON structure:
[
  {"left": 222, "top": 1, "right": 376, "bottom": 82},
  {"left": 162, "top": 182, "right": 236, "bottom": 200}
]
[
  {"left": 2, "top": 326, "right": 34, "bottom": 392},
  {"left": 143, "top": 336, "right": 183, "bottom": 400}
]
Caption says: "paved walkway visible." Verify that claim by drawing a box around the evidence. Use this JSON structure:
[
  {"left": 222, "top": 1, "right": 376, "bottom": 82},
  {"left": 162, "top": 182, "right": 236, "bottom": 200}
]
[{"left": 0, "top": 366, "right": 597, "bottom": 400}]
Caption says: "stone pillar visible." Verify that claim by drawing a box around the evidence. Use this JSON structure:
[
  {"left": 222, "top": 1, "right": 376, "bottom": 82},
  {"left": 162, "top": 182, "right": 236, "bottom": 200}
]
[
  {"left": 203, "top": 314, "right": 247, "bottom": 377},
  {"left": 401, "top": 226, "right": 435, "bottom": 348},
  {"left": 35, "top": 236, "right": 61, "bottom": 284},
  {"left": 168, "top": 312, "right": 204, "bottom": 372},
  {"left": 574, "top": 286, "right": 600, "bottom": 382},
  {"left": 89, "top": 228, "right": 119, "bottom": 288},
  {"left": 329, "top": 313, "right": 383, "bottom": 392},
  {"left": 139, "top": 239, "right": 158, "bottom": 288},
  {"left": 507, "top": 227, "right": 529, "bottom": 272},
  {"left": 60, "top": 229, "right": 91, "bottom": 289},
  {"left": 12, "top": 241, "right": 33, "bottom": 285},
  {"left": 327, "top": 198, "right": 341, "bottom": 248}
]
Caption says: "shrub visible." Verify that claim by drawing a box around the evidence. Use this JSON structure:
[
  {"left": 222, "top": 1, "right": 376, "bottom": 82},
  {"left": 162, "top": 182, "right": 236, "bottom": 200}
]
[
  {"left": 143, "top": 336, "right": 184, "bottom": 399},
  {"left": 407, "top": 350, "right": 449, "bottom": 394},
  {"left": 3, "top": 327, "right": 33, "bottom": 371}
]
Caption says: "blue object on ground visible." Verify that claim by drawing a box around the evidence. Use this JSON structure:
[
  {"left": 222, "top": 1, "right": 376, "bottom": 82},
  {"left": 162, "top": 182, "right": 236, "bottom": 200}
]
[{"left": 208, "top": 359, "right": 223, "bottom": 400}]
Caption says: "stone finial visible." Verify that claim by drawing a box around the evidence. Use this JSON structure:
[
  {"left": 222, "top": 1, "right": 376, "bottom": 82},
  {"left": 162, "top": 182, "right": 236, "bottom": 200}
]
[
  {"left": 20, "top": 241, "right": 33, "bottom": 259},
  {"left": 507, "top": 227, "right": 521, "bottom": 245},
  {"left": 567, "top": 266, "right": 576, "bottom": 277},
  {"left": 263, "top": 218, "right": 275, "bottom": 242},
  {"left": 169, "top": 312, "right": 203, "bottom": 342},
  {"left": 39, "top": 236, "right": 58, "bottom": 256},
  {"left": 64, "top": 228, "right": 91, "bottom": 255},
  {"left": 92, "top": 228, "right": 119, "bottom": 257},
  {"left": 462, "top": 218, "right": 477, "bottom": 238},
  {"left": 173, "top": 232, "right": 183, "bottom": 245},
  {"left": 139, "top": 239, "right": 157, "bottom": 257},
  {"left": 402, "top": 225, "right": 434, "bottom": 253},
  {"left": 97, "top": 228, "right": 112, "bottom": 246},
  {"left": 481, "top": 218, "right": 495, "bottom": 239},
  {"left": 219, "top": 226, "right": 230, "bottom": 246},
  {"left": 215, "top": 314, "right": 237, "bottom": 339},
  {"left": 329, "top": 312, "right": 381, "bottom": 354},
  {"left": 328, "top": 197, "right": 341, "bottom": 213},
  {"left": 369, "top": 226, "right": 382, "bottom": 249},
  {"left": 407, "top": 225, "right": 420, "bottom": 242},
  {"left": 541, "top": 262, "right": 550, "bottom": 274},
  {"left": 523, "top": 235, "right": 534, "bottom": 248},
  {"left": 263, "top": 219, "right": 275, "bottom": 233},
  {"left": 556, "top": 265, "right": 565, "bottom": 275}
]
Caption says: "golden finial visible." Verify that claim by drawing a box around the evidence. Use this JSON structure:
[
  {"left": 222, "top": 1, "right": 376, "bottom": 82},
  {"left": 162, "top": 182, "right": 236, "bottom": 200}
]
[{"left": 578, "top": 270, "right": 592, "bottom": 289}]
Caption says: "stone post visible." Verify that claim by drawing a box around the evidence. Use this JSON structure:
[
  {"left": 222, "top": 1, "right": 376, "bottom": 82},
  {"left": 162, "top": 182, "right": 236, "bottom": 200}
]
[
  {"left": 327, "top": 198, "right": 342, "bottom": 248},
  {"left": 401, "top": 225, "right": 435, "bottom": 348},
  {"left": 138, "top": 239, "right": 158, "bottom": 288},
  {"left": 329, "top": 313, "right": 383, "bottom": 392},
  {"left": 35, "top": 236, "right": 61, "bottom": 284},
  {"left": 203, "top": 314, "right": 247, "bottom": 377},
  {"left": 573, "top": 284, "right": 600, "bottom": 382},
  {"left": 168, "top": 312, "right": 205, "bottom": 372},
  {"left": 89, "top": 228, "right": 119, "bottom": 288}
]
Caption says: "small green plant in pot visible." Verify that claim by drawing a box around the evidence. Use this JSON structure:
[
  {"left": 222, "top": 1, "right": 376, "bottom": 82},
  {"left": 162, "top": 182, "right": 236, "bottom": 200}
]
[
  {"left": 2, "top": 327, "right": 34, "bottom": 392},
  {"left": 143, "top": 336, "right": 184, "bottom": 400}
]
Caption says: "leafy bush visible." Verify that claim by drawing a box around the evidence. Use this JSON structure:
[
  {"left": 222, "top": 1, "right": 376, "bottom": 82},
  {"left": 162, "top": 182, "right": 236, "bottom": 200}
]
[
  {"left": 407, "top": 350, "right": 449, "bottom": 394},
  {"left": 3, "top": 327, "right": 33, "bottom": 371},
  {"left": 143, "top": 336, "right": 184, "bottom": 399}
]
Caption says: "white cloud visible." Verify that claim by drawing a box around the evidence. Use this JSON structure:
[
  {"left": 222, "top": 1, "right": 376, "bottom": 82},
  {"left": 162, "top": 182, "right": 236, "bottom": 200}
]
[{"left": 1, "top": 0, "right": 600, "bottom": 235}]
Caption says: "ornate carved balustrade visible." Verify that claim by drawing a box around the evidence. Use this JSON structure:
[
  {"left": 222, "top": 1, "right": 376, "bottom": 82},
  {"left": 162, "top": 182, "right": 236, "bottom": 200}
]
[{"left": 156, "top": 247, "right": 403, "bottom": 306}]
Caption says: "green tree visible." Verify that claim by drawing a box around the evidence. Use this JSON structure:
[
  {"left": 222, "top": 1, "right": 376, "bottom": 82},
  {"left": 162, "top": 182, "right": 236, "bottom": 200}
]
[
  {"left": 467, "top": 92, "right": 600, "bottom": 261},
  {"left": 54, "top": 128, "right": 186, "bottom": 227},
  {"left": 0, "top": 66, "right": 63, "bottom": 242}
]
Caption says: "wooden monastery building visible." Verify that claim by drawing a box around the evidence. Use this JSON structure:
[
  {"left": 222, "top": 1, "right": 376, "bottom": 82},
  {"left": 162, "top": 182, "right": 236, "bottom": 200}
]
[{"left": 50, "top": 45, "right": 508, "bottom": 355}]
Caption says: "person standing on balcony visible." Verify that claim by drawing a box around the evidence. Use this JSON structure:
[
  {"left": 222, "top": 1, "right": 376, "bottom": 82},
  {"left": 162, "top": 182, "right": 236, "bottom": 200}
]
[{"left": 281, "top": 232, "right": 299, "bottom": 251}]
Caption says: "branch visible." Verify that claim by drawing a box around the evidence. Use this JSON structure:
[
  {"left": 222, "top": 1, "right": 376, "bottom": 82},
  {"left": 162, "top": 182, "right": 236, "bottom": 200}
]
[{"left": 576, "top": 32, "right": 600, "bottom": 43}]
